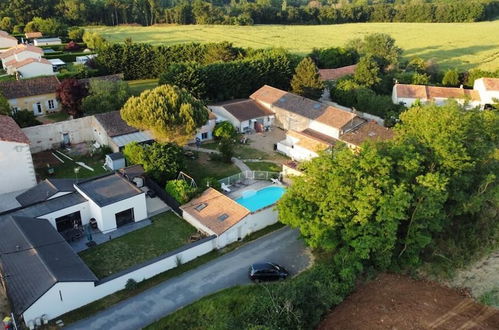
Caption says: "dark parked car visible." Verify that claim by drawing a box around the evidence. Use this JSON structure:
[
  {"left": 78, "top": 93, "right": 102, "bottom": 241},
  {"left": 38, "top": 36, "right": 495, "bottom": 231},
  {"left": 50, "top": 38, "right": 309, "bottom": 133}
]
[{"left": 248, "top": 262, "right": 289, "bottom": 282}]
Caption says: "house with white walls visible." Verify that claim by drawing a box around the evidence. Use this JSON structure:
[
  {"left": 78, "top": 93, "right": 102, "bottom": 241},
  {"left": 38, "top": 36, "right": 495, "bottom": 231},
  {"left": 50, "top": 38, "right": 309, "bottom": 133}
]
[
  {"left": 191, "top": 111, "right": 217, "bottom": 143},
  {"left": 0, "top": 30, "right": 18, "bottom": 49},
  {"left": 0, "top": 115, "right": 37, "bottom": 194},
  {"left": 473, "top": 78, "right": 499, "bottom": 107},
  {"left": 209, "top": 99, "right": 275, "bottom": 133},
  {"left": 0, "top": 44, "right": 43, "bottom": 69},
  {"left": 392, "top": 83, "right": 482, "bottom": 109},
  {"left": 0, "top": 44, "right": 54, "bottom": 78}
]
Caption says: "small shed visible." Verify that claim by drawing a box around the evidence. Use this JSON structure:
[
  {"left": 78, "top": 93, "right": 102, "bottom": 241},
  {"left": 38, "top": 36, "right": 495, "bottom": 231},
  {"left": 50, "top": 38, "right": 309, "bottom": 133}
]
[
  {"left": 105, "top": 152, "right": 125, "bottom": 171},
  {"left": 34, "top": 37, "right": 62, "bottom": 46},
  {"left": 47, "top": 58, "right": 66, "bottom": 71}
]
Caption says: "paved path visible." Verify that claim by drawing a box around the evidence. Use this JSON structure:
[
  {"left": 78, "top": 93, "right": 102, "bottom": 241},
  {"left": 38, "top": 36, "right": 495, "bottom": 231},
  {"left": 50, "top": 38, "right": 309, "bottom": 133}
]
[{"left": 66, "top": 227, "right": 310, "bottom": 330}]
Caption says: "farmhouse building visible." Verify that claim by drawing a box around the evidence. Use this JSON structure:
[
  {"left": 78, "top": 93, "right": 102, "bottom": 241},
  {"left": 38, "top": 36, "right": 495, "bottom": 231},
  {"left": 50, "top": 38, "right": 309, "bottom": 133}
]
[
  {"left": 209, "top": 99, "right": 275, "bottom": 133},
  {"left": 473, "top": 78, "right": 499, "bottom": 106},
  {"left": 0, "top": 30, "right": 18, "bottom": 49},
  {"left": 0, "top": 115, "right": 36, "bottom": 194},
  {"left": 0, "top": 76, "right": 61, "bottom": 115},
  {"left": 392, "top": 83, "right": 482, "bottom": 109}
]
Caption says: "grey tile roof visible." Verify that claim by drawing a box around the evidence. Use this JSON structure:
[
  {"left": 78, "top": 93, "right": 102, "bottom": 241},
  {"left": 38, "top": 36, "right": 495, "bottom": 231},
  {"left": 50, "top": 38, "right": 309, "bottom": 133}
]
[
  {"left": 9, "top": 192, "right": 87, "bottom": 218},
  {"left": 94, "top": 110, "right": 138, "bottom": 137},
  {"left": 107, "top": 152, "right": 124, "bottom": 161},
  {"left": 75, "top": 173, "right": 143, "bottom": 207},
  {"left": 15, "top": 179, "right": 76, "bottom": 207},
  {"left": 0, "top": 76, "right": 60, "bottom": 100},
  {"left": 0, "top": 216, "right": 97, "bottom": 315}
]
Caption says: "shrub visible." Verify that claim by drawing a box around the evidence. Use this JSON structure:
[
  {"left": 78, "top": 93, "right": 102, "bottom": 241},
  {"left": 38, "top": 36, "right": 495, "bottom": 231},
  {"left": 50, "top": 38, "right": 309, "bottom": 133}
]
[
  {"left": 68, "top": 27, "right": 85, "bottom": 41},
  {"left": 11, "top": 111, "right": 42, "bottom": 128},
  {"left": 165, "top": 179, "right": 197, "bottom": 204},
  {"left": 125, "top": 279, "right": 138, "bottom": 290},
  {"left": 65, "top": 41, "right": 81, "bottom": 51}
]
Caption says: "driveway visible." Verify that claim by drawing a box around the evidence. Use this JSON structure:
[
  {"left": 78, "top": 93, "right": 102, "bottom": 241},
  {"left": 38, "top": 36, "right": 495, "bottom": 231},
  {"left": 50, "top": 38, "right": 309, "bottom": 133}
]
[{"left": 66, "top": 227, "right": 311, "bottom": 330}]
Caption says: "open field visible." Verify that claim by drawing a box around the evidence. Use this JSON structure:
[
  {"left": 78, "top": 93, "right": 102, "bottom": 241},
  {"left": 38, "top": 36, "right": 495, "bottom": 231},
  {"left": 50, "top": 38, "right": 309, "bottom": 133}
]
[{"left": 87, "top": 22, "right": 499, "bottom": 70}]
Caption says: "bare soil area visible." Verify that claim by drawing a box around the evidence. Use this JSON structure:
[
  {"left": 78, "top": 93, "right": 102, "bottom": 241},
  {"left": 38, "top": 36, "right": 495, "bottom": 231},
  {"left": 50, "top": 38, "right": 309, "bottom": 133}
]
[
  {"left": 318, "top": 273, "right": 499, "bottom": 330},
  {"left": 450, "top": 250, "right": 499, "bottom": 303}
]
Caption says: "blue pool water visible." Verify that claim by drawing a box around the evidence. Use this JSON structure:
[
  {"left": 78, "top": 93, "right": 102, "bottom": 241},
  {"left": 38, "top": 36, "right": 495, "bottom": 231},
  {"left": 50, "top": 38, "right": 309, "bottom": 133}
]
[{"left": 236, "top": 186, "right": 286, "bottom": 212}]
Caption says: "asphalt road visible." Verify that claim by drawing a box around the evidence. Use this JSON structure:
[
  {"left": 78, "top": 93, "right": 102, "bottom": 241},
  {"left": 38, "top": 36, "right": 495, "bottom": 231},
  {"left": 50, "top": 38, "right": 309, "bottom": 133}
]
[{"left": 66, "top": 226, "right": 311, "bottom": 330}]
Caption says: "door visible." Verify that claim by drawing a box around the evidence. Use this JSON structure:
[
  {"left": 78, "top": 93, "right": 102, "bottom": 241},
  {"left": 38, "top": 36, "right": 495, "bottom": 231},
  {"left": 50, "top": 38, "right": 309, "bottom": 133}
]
[
  {"left": 55, "top": 211, "right": 82, "bottom": 232},
  {"left": 62, "top": 133, "right": 70, "bottom": 145},
  {"left": 33, "top": 102, "right": 43, "bottom": 115},
  {"left": 115, "top": 208, "right": 134, "bottom": 227}
]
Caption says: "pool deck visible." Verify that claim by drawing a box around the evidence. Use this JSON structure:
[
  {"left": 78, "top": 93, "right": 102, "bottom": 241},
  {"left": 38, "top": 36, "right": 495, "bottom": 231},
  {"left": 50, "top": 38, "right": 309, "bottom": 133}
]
[{"left": 227, "top": 181, "right": 285, "bottom": 200}]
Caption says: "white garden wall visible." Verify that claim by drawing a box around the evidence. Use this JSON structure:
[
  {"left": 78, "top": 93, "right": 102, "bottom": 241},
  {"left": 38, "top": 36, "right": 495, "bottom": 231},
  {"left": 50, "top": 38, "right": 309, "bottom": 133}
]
[
  {"left": 0, "top": 141, "right": 36, "bottom": 194},
  {"left": 23, "top": 235, "right": 217, "bottom": 324}
]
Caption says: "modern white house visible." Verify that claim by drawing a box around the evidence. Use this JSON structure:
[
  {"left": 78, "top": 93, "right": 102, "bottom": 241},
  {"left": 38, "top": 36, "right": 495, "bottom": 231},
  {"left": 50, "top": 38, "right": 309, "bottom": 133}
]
[
  {"left": 33, "top": 37, "right": 62, "bottom": 46},
  {"left": 392, "top": 83, "right": 483, "bottom": 109},
  {"left": 0, "top": 30, "right": 18, "bottom": 49},
  {"left": 0, "top": 115, "right": 37, "bottom": 194},
  {"left": 209, "top": 99, "right": 275, "bottom": 133},
  {"left": 473, "top": 78, "right": 499, "bottom": 106},
  {"left": 181, "top": 187, "right": 280, "bottom": 248}
]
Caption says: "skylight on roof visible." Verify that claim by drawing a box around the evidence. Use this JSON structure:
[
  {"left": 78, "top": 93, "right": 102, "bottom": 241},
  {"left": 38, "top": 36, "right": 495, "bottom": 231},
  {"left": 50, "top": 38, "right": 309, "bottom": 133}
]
[
  {"left": 218, "top": 213, "right": 229, "bottom": 222},
  {"left": 313, "top": 103, "right": 321, "bottom": 109},
  {"left": 195, "top": 203, "right": 207, "bottom": 212}
]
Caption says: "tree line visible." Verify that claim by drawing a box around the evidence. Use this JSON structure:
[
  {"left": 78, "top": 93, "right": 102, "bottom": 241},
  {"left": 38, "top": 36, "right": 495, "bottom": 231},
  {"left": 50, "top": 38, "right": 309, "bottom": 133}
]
[{"left": 0, "top": 0, "right": 498, "bottom": 29}]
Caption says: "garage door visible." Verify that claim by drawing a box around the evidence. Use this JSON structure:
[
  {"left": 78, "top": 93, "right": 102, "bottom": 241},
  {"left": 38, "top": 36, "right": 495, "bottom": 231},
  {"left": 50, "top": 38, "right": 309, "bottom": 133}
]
[{"left": 115, "top": 208, "right": 134, "bottom": 227}]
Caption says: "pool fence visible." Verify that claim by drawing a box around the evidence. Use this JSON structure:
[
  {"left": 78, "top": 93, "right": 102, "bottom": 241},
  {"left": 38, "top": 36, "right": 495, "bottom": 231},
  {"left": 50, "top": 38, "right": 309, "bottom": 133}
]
[{"left": 218, "top": 170, "right": 282, "bottom": 186}]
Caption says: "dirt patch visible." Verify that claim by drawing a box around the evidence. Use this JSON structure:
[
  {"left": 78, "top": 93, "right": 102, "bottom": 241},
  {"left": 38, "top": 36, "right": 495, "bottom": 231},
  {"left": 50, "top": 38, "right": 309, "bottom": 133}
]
[
  {"left": 318, "top": 273, "right": 499, "bottom": 330},
  {"left": 450, "top": 250, "right": 499, "bottom": 301},
  {"left": 32, "top": 150, "right": 63, "bottom": 168}
]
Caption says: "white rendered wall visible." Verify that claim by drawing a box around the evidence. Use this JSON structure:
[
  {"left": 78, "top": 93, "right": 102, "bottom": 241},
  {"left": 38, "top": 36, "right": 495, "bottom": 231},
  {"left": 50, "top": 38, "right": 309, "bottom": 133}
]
[
  {"left": 16, "top": 62, "right": 54, "bottom": 78},
  {"left": 0, "top": 37, "right": 17, "bottom": 49},
  {"left": 37, "top": 201, "right": 91, "bottom": 229},
  {"left": 308, "top": 120, "right": 340, "bottom": 139},
  {"left": 0, "top": 141, "right": 36, "bottom": 194},
  {"left": 99, "top": 193, "right": 147, "bottom": 233}
]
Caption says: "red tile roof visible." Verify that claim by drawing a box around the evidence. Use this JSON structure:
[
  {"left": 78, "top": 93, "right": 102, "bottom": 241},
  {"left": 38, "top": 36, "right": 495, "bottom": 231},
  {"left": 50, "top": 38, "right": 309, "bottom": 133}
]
[
  {"left": 481, "top": 78, "right": 499, "bottom": 91},
  {"left": 0, "top": 45, "right": 43, "bottom": 59},
  {"left": 0, "top": 115, "right": 30, "bottom": 144},
  {"left": 0, "top": 76, "right": 60, "bottom": 99},
  {"left": 319, "top": 64, "right": 357, "bottom": 81},
  {"left": 395, "top": 84, "right": 481, "bottom": 101},
  {"left": 340, "top": 121, "right": 394, "bottom": 147},
  {"left": 25, "top": 32, "right": 43, "bottom": 39},
  {"left": 212, "top": 99, "right": 274, "bottom": 122},
  {"left": 9, "top": 57, "right": 51, "bottom": 69},
  {"left": 0, "top": 31, "right": 17, "bottom": 42}
]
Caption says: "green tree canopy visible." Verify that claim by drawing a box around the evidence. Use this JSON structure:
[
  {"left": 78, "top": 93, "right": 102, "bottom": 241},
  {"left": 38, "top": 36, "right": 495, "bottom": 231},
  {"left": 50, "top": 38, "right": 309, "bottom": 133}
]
[
  {"left": 0, "top": 92, "right": 11, "bottom": 116},
  {"left": 165, "top": 179, "right": 197, "bottom": 204},
  {"left": 121, "top": 84, "right": 209, "bottom": 145},
  {"left": 290, "top": 57, "right": 324, "bottom": 100},
  {"left": 68, "top": 27, "right": 85, "bottom": 41},
  {"left": 82, "top": 31, "right": 106, "bottom": 50},
  {"left": 213, "top": 121, "right": 237, "bottom": 140},
  {"left": 354, "top": 55, "right": 381, "bottom": 87},
  {"left": 442, "top": 69, "right": 459, "bottom": 86},
  {"left": 81, "top": 80, "right": 130, "bottom": 115},
  {"left": 123, "top": 142, "right": 184, "bottom": 184},
  {"left": 348, "top": 33, "right": 402, "bottom": 70}
]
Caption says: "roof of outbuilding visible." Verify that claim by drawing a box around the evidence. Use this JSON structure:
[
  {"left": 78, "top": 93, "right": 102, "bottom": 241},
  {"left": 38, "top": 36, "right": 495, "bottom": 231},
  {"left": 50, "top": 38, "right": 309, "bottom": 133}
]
[
  {"left": 318, "top": 64, "right": 357, "bottom": 81},
  {"left": 25, "top": 32, "right": 43, "bottom": 39},
  {"left": 340, "top": 121, "right": 394, "bottom": 147},
  {"left": 75, "top": 173, "right": 143, "bottom": 207},
  {"left": 250, "top": 85, "right": 358, "bottom": 129},
  {"left": 15, "top": 179, "right": 76, "bottom": 207},
  {"left": 480, "top": 78, "right": 499, "bottom": 91},
  {"left": 0, "top": 215, "right": 97, "bottom": 315},
  {"left": 394, "top": 84, "right": 481, "bottom": 101},
  {"left": 0, "top": 115, "right": 30, "bottom": 144},
  {"left": 211, "top": 99, "right": 274, "bottom": 122},
  {"left": 0, "top": 76, "right": 60, "bottom": 99},
  {"left": 94, "top": 110, "right": 138, "bottom": 137},
  {"left": 0, "top": 31, "right": 17, "bottom": 42},
  {"left": 181, "top": 188, "right": 250, "bottom": 235},
  {"left": 107, "top": 152, "right": 124, "bottom": 161},
  {"left": 288, "top": 129, "right": 337, "bottom": 152}
]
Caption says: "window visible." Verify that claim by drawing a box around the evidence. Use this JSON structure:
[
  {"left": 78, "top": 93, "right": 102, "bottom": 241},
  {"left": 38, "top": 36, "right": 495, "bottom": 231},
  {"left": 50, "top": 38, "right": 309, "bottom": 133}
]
[
  {"left": 55, "top": 211, "right": 82, "bottom": 232},
  {"left": 11, "top": 106, "right": 19, "bottom": 114},
  {"left": 115, "top": 208, "right": 134, "bottom": 227},
  {"left": 48, "top": 99, "right": 55, "bottom": 109},
  {"left": 195, "top": 203, "right": 208, "bottom": 211},
  {"left": 201, "top": 132, "right": 208, "bottom": 140},
  {"left": 217, "top": 213, "right": 229, "bottom": 222}
]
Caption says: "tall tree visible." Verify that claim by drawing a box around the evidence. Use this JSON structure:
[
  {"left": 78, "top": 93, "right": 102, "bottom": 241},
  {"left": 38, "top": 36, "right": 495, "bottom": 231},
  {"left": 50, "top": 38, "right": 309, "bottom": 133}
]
[
  {"left": 348, "top": 33, "right": 402, "bottom": 70},
  {"left": 442, "top": 69, "right": 459, "bottom": 86},
  {"left": 354, "top": 55, "right": 381, "bottom": 87},
  {"left": 290, "top": 57, "right": 324, "bottom": 100},
  {"left": 81, "top": 80, "right": 130, "bottom": 115},
  {"left": 56, "top": 78, "right": 88, "bottom": 118},
  {"left": 121, "top": 84, "right": 209, "bottom": 145},
  {"left": 0, "top": 93, "right": 11, "bottom": 116}
]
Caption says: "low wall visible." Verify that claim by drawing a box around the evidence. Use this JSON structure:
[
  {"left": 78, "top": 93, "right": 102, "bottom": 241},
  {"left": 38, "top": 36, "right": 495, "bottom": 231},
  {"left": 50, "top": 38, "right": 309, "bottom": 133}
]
[
  {"left": 24, "top": 235, "right": 217, "bottom": 324},
  {"left": 22, "top": 116, "right": 95, "bottom": 153}
]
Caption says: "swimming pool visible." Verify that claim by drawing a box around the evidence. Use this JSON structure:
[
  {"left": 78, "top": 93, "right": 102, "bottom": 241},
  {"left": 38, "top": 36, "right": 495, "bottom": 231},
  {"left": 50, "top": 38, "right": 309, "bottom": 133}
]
[{"left": 235, "top": 186, "right": 286, "bottom": 212}]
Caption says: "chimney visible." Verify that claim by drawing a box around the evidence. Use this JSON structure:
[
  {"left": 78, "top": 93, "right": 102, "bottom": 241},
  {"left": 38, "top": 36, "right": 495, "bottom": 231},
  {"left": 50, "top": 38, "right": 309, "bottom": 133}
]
[{"left": 459, "top": 84, "right": 463, "bottom": 89}]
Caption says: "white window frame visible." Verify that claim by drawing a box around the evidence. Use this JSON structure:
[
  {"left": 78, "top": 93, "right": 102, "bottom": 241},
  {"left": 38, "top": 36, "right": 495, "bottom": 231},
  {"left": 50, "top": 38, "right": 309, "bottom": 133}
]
[{"left": 48, "top": 99, "right": 55, "bottom": 110}]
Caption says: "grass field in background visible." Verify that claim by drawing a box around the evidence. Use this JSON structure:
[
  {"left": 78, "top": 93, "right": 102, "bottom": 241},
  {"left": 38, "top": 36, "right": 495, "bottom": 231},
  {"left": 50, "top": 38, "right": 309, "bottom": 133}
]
[
  {"left": 127, "top": 78, "right": 159, "bottom": 95},
  {"left": 87, "top": 22, "right": 499, "bottom": 70}
]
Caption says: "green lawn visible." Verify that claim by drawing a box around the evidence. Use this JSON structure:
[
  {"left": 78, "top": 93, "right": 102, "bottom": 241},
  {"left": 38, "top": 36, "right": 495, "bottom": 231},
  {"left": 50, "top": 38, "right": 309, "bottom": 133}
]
[
  {"left": 183, "top": 152, "right": 240, "bottom": 183},
  {"left": 244, "top": 161, "right": 282, "bottom": 172},
  {"left": 35, "top": 153, "right": 110, "bottom": 180},
  {"left": 127, "top": 79, "right": 159, "bottom": 96},
  {"left": 201, "top": 141, "right": 286, "bottom": 161},
  {"left": 87, "top": 22, "right": 499, "bottom": 70},
  {"left": 58, "top": 222, "right": 284, "bottom": 326},
  {"left": 44, "top": 111, "right": 70, "bottom": 122},
  {"left": 79, "top": 211, "right": 197, "bottom": 278}
]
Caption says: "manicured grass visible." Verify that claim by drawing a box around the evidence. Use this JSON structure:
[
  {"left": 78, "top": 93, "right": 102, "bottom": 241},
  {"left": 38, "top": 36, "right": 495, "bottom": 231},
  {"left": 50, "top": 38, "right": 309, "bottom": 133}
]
[
  {"left": 244, "top": 161, "right": 281, "bottom": 172},
  {"left": 35, "top": 153, "right": 110, "bottom": 180},
  {"left": 200, "top": 141, "right": 285, "bottom": 161},
  {"left": 87, "top": 22, "right": 499, "bottom": 70},
  {"left": 79, "top": 212, "right": 197, "bottom": 278},
  {"left": 44, "top": 111, "right": 70, "bottom": 122},
  {"left": 183, "top": 152, "right": 240, "bottom": 183},
  {"left": 479, "top": 288, "right": 499, "bottom": 308},
  {"left": 127, "top": 78, "right": 159, "bottom": 95},
  {"left": 58, "top": 222, "right": 285, "bottom": 326}
]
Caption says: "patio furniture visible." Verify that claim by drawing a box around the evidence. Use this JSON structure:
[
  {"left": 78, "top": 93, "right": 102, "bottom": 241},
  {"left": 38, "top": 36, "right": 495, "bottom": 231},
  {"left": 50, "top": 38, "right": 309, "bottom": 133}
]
[
  {"left": 221, "top": 182, "right": 231, "bottom": 193},
  {"left": 89, "top": 218, "right": 98, "bottom": 229},
  {"left": 271, "top": 178, "right": 282, "bottom": 185}
]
